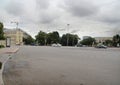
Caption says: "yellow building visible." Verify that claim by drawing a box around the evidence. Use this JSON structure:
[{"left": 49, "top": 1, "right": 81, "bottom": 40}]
[{"left": 4, "top": 28, "right": 29, "bottom": 45}]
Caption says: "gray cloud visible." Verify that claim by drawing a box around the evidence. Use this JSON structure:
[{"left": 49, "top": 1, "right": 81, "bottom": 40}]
[
  {"left": 5, "top": 1, "right": 25, "bottom": 16},
  {"left": 36, "top": 0, "right": 62, "bottom": 24},
  {"left": 39, "top": 13, "right": 57, "bottom": 24},
  {"left": 63, "top": 0, "right": 99, "bottom": 17},
  {"left": 0, "top": 0, "right": 120, "bottom": 38},
  {"left": 96, "top": 0, "right": 120, "bottom": 24},
  {"left": 110, "top": 25, "right": 120, "bottom": 35},
  {"left": 101, "top": 17, "right": 120, "bottom": 24},
  {"left": 36, "top": 0, "right": 50, "bottom": 9}
]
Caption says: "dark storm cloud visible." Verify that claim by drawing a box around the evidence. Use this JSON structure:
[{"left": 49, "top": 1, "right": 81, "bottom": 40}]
[{"left": 63, "top": 0, "right": 99, "bottom": 17}]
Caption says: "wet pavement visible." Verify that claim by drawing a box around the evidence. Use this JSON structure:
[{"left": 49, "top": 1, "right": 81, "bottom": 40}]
[{"left": 3, "top": 46, "right": 120, "bottom": 85}]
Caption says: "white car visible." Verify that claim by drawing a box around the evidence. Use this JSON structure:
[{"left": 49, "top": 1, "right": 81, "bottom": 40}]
[
  {"left": 51, "top": 43, "right": 62, "bottom": 47},
  {"left": 52, "top": 44, "right": 57, "bottom": 47},
  {"left": 57, "top": 43, "right": 61, "bottom": 47}
]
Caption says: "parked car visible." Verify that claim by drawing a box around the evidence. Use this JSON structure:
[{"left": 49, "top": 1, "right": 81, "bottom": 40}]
[
  {"left": 56, "top": 43, "right": 62, "bottom": 47},
  {"left": 51, "top": 43, "right": 62, "bottom": 47},
  {"left": 77, "top": 44, "right": 83, "bottom": 47},
  {"left": 95, "top": 44, "right": 107, "bottom": 49},
  {"left": 52, "top": 44, "right": 57, "bottom": 47}
]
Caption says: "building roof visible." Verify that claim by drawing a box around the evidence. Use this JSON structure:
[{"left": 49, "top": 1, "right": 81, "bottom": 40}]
[{"left": 4, "top": 28, "right": 30, "bottom": 38}]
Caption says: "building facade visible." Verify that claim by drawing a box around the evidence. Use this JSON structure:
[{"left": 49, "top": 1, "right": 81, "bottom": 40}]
[
  {"left": 4, "top": 28, "right": 30, "bottom": 45},
  {"left": 94, "top": 37, "right": 113, "bottom": 43}
]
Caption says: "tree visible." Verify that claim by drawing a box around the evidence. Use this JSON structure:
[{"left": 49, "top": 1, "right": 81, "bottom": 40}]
[
  {"left": 113, "top": 34, "right": 120, "bottom": 47},
  {"left": 80, "top": 37, "right": 96, "bottom": 46},
  {"left": 35, "top": 31, "right": 47, "bottom": 45},
  {"left": 104, "top": 40, "right": 113, "bottom": 46},
  {"left": 72, "top": 34, "right": 79, "bottom": 46},
  {"left": 61, "top": 33, "right": 79, "bottom": 46},
  {"left": 47, "top": 33, "right": 52, "bottom": 45},
  {"left": 0, "top": 22, "right": 5, "bottom": 40},
  {"left": 61, "top": 34, "right": 67, "bottom": 46},
  {"left": 23, "top": 36, "right": 34, "bottom": 45},
  {"left": 47, "top": 31, "right": 60, "bottom": 44}
]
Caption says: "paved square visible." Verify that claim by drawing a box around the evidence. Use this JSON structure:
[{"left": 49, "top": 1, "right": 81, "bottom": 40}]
[{"left": 3, "top": 46, "right": 120, "bottom": 85}]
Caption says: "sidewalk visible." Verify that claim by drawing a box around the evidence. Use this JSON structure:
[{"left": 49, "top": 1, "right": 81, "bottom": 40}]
[
  {"left": 0, "top": 47, "right": 19, "bottom": 54},
  {"left": 0, "top": 47, "right": 19, "bottom": 85}
]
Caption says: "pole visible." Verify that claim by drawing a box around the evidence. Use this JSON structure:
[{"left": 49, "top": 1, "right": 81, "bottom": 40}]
[
  {"left": 67, "top": 24, "right": 70, "bottom": 46},
  {"left": 72, "top": 36, "right": 74, "bottom": 46}
]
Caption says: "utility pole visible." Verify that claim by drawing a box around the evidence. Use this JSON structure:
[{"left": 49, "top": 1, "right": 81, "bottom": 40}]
[{"left": 67, "top": 24, "right": 70, "bottom": 46}]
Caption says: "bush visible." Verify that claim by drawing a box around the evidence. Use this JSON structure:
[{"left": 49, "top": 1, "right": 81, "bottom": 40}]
[
  {"left": 0, "top": 62, "right": 2, "bottom": 69},
  {"left": 0, "top": 45, "right": 4, "bottom": 48}
]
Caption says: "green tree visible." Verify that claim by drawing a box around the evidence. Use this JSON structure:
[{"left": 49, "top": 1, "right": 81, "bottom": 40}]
[
  {"left": 104, "top": 40, "right": 113, "bottom": 46},
  {"left": 0, "top": 22, "right": 5, "bottom": 40},
  {"left": 35, "top": 31, "right": 47, "bottom": 45},
  {"left": 72, "top": 34, "right": 79, "bottom": 46},
  {"left": 80, "top": 37, "right": 96, "bottom": 46},
  {"left": 61, "top": 34, "right": 67, "bottom": 46},
  {"left": 47, "top": 32, "right": 52, "bottom": 45},
  {"left": 47, "top": 31, "right": 60, "bottom": 44},
  {"left": 23, "top": 36, "right": 34, "bottom": 45},
  {"left": 61, "top": 33, "right": 79, "bottom": 46},
  {"left": 113, "top": 34, "right": 120, "bottom": 47}
]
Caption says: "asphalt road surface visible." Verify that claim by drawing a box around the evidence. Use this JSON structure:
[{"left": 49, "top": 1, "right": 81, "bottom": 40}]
[{"left": 3, "top": 46, "right": 120, "bottom": 85}]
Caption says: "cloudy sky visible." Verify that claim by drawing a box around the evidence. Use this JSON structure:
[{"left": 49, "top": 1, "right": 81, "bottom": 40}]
[{"left": 0, "top": 0, "right": 120, "bottom": 38}]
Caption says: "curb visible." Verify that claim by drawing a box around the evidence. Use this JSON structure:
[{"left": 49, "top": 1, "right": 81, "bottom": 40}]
[
  {"left": 5, "top": 48, "right": 19, "bottom": 54},
  {"left": 0, "top": 48, "right": 19, "bottom": 85},
  {"left": 0, "top": 56, "right": 10, "bottom": 85}
]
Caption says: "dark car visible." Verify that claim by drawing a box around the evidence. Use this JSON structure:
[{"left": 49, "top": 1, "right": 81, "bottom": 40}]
[
  {"left": 95, "top": 44, "right": 107, "bottom": 49},
  {"left": 77, "top": 44, "right": 83, "bottom": 47}
]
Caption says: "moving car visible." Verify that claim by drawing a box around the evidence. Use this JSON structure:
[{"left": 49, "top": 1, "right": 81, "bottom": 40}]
[
  {"left": 95, "top": 44, "right": 107, "bottom": 49},
  {"left": 76, "top": 44, "right": 83, "bottom": 47}
]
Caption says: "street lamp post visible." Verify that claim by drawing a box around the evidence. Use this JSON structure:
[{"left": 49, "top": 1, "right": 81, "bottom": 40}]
[{"left": 67, "top": 24, "right": 70, "bottom": 46}]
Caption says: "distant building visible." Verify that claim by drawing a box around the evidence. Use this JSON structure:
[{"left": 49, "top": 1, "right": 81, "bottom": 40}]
[
  {"left": 4, "top": 28, "right": 30, "bottom": 45},
  {"left": 94, "top": 37, "right": 113, "bottom": 43}
]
